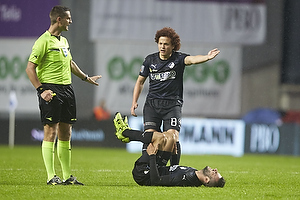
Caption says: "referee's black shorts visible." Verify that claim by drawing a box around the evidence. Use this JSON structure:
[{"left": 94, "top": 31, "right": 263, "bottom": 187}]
[
  {"left": 38, "top": 83, "right": 77, "bottom": 125},
  {"left": 143, "top": 98, "right": 183, "bottom": 132}
]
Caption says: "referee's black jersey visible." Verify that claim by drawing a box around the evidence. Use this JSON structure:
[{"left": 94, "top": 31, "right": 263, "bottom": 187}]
[
  {"left": 139, "top": 52, "right": 189, "bottom": 101},
  {"left": 132, "top": 155, "right": 202, "bottom": 187}
]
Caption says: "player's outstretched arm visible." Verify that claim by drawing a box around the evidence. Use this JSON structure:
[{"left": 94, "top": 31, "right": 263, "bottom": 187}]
[{"left": 184, "top": 48, "right": 220, "bottom": 66}]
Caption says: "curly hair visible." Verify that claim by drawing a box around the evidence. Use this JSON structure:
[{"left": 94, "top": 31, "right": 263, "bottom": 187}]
[{"left": 155, "top": 27, "right": 181, "bottom": 51}]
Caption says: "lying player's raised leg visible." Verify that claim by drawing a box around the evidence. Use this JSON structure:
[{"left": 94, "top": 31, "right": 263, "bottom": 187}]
[{"left": 113, "top": 112, "right": 130, "bottom": 143}]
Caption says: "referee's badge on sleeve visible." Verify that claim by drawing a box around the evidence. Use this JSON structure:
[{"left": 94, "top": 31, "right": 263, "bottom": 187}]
[{"left": 62, "top": 47, "right": 68, "bottom": 57}]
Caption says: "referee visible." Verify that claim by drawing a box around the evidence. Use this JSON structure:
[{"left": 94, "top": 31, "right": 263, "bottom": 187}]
[{"left": 26, "top": 5, "right": 101, "bottom": 185}]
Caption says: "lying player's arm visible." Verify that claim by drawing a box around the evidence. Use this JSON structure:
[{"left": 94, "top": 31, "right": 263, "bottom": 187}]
[
  {"left": 149, "top": 155, "right": 162, "bottom": 185},
  {"left": 147, "top": 144, "right": 171, "bottom": 186}
]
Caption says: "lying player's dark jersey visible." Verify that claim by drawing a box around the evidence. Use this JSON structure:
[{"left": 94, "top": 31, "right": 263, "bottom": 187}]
[
  {"left": 149, "top": 155, "right": 202, "bottom": 186},
  {"left": 139, "top": 52, "right": 189, "bottom": 101},
  {"left": 132, "top": 154, "right": 202, "bottom": 187}
]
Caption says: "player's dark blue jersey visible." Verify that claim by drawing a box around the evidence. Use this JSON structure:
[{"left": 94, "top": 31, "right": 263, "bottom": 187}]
[{"left": 139, "top": 52, "right": 189, "bottom": 101}]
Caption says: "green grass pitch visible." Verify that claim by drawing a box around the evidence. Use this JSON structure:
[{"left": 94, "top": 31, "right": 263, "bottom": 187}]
[{"left": 0, "top": 145, "right": 299, "bottom": 200}]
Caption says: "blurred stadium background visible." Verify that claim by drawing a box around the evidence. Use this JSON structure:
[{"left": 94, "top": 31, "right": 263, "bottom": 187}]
[{"left": 1, "top": 0, "right": 299, "bottom": 157}]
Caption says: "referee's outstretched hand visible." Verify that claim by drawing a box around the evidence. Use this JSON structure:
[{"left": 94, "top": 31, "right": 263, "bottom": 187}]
[{"left": 86, "top": 75, "right": 102, "bottom": 86}]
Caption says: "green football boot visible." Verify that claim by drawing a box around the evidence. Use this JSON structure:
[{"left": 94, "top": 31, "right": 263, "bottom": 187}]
[{"left": 113, "top": 112, "right": 130, "bottom": 143}]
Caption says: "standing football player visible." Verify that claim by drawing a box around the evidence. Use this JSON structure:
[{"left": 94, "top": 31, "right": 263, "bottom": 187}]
[{"left": 130, "top": 27, "right": 220, "bottom": 166}]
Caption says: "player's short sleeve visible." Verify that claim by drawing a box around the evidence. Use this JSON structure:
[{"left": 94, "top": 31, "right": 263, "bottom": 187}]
[
  {"left": 139, "top": 56, "right": 150, "bottom": 77},
  {"left": 179, "top": 52, "right": 189, "bottom": 66}
]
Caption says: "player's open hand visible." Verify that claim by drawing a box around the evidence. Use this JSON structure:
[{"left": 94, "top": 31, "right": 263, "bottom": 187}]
[
  {"left": 207, "top": 48, "right": 220, "bottom": 60},
  {"left": 131, "top": 103, "right": 138, "bottom": 117}
]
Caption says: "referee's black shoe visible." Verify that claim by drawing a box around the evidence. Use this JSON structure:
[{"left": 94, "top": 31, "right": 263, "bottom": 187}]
[
  {"left": 63, "top": 175, "right": 84, "bottom": 185},
  {"left": 47, "top": 175, "right": 62, "bottom": 185}
]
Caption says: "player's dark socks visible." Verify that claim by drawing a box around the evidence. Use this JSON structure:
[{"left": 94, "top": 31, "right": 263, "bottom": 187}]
[
  {"left": 170, "top": 141, "right": 181, "bottom": 165},
  {"left": 136, "top": 147, "right": 150, "bottom": 163},
  {"left": 123, "top": 129, "right": 153, "bottom": 144},
  {"left": 156, "top": 151, "right": 171, "bottom": 166}
]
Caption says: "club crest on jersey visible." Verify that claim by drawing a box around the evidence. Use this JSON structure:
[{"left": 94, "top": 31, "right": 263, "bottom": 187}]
[{"left": 168, "top": 62, "right": 175, "bottom": 69}]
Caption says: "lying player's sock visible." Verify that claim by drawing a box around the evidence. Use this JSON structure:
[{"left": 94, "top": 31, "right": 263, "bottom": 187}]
[
  {"left": 170, "top": 141, "right": 181, "bottom": 165},
  {"left": 156, "top": 151, "right": 172, "bottom": 166},
  {"left": 123, "top": 129, "right": 153, "bottom": 143}
]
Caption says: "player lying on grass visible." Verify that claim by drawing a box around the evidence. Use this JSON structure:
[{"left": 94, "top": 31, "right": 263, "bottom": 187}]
[{"left": 113, "top": 112, "right": 226, "bottom": 187}]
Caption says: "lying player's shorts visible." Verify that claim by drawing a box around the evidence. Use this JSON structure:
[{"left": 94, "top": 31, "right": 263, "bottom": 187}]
[
  {"left": 132, "top": 154, "right": 171, "bottom": 186},
  {"left": 132, "top": 161, "right": 151, "bottom": 186},
  {"left": 38, "top": 83, "right": 76, "bottom": 125},
  {"left": 143, "top": 98, "right": 182, "bottom": 132}
]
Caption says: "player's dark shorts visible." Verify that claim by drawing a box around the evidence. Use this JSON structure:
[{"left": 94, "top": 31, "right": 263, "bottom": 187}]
[
  {"left": 143, "top": 98, "right": 182, "bottom": 132},
  {"left": 132, "top": 153, "right": 171, "bottom": 186},
  {"left": 38, "top": 83, "right": 77, "bottom": 125},
  {"left": 132, "top": 161, "right": 151, "bottom": 186}
]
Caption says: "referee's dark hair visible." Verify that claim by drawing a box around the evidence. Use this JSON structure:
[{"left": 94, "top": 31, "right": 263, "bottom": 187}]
[{"left": 49, "top": 5, "right": 70, "bottom": 25}]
